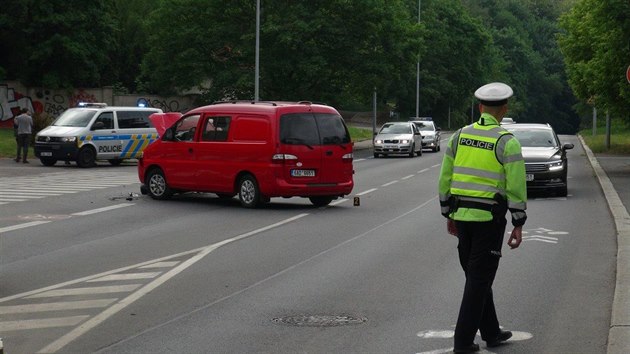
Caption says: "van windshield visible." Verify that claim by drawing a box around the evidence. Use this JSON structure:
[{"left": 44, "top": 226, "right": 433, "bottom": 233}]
[
  {"left": 52, "top": 109, "right": 97, "bottom": 127},
  {"left": 280, "top": 113, "right": 350, "bottom": 146}
]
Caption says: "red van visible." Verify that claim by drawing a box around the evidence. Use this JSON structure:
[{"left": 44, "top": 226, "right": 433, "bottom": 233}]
[{"left": 138, "top": 101, "right": 354, "bottom": 208}]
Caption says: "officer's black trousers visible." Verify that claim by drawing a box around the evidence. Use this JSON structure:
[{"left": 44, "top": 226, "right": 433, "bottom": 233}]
[{"left": 454, "top": 217, "right": 507, "bottom": 348}]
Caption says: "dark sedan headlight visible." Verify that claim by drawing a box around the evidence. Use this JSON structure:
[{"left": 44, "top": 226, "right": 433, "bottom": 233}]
[{"left": 547, "top": 160, "right": 564, "bottom": 171}]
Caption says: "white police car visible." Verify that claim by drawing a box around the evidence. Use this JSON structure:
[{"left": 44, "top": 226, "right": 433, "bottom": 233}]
[{"left": 34, "top": 103, "right": 162, "bottom": 167}]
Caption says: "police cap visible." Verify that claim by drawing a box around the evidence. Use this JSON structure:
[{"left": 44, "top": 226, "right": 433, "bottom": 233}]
[{"left": 475, "top": 82, "right": 513, "bottom": 106}]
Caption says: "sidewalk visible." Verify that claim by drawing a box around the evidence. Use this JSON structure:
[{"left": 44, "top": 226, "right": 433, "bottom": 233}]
[{"left": 578, "top": 136, "right": 630, "bottom": 354}]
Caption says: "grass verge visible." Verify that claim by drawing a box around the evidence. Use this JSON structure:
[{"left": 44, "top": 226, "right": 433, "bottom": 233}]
[{"left": 579, "top": 119, "right": 630, "bottom": 154}]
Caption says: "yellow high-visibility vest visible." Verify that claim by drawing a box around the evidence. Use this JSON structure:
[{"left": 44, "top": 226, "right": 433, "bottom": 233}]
[{"left": 438, "top": 113, "right": 527, "bottom": 225}]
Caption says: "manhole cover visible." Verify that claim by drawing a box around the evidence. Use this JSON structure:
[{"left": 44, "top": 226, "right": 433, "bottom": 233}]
[{"left": 272, "top": 314, "right": 367, "bottom": 327}]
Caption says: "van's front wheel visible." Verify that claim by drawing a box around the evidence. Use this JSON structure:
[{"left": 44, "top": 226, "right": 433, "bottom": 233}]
[
  {"left": 238, "top": 174, "right": 261, "bottom": 208},
  {"left": 309, "top": 196, "right": 334, "bottom": 207},
  {"left": 76, "top": 146, "right": 96, "bottom": 168},
  {"left": 146, "top": 168, "right": 173, "bottom": 200}
]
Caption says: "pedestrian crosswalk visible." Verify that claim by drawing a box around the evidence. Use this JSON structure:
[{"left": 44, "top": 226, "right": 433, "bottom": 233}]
[{"left": 0, "top": 171, "right": 139, "bottom": 205}]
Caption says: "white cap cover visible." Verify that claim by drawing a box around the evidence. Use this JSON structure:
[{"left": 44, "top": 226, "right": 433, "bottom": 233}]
[{"left": 474, "top": 82, "right": 513, "bottom": 105}]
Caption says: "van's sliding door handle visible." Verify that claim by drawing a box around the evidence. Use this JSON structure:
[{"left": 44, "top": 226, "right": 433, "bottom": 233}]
[{"left": 325, "top": 151, "right": 333, "bottom": 156}]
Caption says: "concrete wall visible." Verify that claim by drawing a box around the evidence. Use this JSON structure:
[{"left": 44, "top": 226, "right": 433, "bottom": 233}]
[{"left": 0, "top": 81, "right": 198, "bottom": 128}]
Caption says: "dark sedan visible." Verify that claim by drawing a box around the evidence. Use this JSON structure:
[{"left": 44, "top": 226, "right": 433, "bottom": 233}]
[{"left": 503, "top": 123, "right": 574, "bottom": 196}]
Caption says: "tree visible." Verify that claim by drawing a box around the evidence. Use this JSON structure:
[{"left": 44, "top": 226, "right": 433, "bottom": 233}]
[
  {"left": 558, "top": 0, "right": 630, "bottom": 121},
  {"left": 0, "top": 0, "right": 116, "bottom": 88}
]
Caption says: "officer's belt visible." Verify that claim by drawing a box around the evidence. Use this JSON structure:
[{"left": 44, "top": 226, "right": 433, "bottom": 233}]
[{"left": 455, "top": 200, "right": 496, "bottom": 212}]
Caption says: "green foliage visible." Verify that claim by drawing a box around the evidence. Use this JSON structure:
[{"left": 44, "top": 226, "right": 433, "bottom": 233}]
[
  {"left": 580, "top": 118, "right": 630, "bottom": 154},
  {"left": 0, "top": 0, "right": 116, "bottom": 88},
  {"left": 558, "top": 0, "right": 630, "bottom": 120}
]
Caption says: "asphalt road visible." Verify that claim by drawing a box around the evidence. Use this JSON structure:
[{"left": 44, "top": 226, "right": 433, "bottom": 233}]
[{"left": 0, "top": 135, "right": 617, "bottom": 353}]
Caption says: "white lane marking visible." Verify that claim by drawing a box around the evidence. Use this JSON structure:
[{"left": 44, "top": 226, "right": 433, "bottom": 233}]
[
  {"left": 431, "top": 164, "right": 440, "bottom": 168},
  {"left": 416, "top": 329, "right": 534, "bottom": 354},
  {"left": 26, "top": 285, "right": 142, "bottom": 298},
  {"left": 330, "top": 198, "right": 348, "bottom": 206},
  {"left": 37, "top": 213, "right": 309, "bottom": 353},
  {"left": 0, "top": 198, "right": 30, "bottom": 202},
  {"left": 71, "top": 204, "right": 134, "bottom": 216},
  {"left": 0, "top": 221, "right": 51, "bottom": 233},
  {"left": 0, "top": 191, "right": 63, "bottom": 195},
  {"left": 522, "top": 238, "right": 557, "bottom": 244},
  {"left": 382, "top": 180, "right": 398, "bottom": 187},
  {"left": 0, "top": 316, "right": 89, "bottom": 332},
  {"left": 418, "top": 168, "right": 430, "bottom": 173},
  {"left": 0, "top": 195, "right": 49, "bottom": 199},
  {"left": 402, "top": 174, "right": 414, "bottom": 180},
  {"left": 353, "top": 158, "right": 367, "bottom": 162},
  {"left": 356, "top": 188, "right": 377, "bottom": 196},
  {"left": 139, "top": 261, "right": 180, "bottom": 269},
  {"left": 0, "top": 299, "right": 117, "bottom": 314},
  {"left": 87, "top": 272, "right": 162, "bottom": 282}
]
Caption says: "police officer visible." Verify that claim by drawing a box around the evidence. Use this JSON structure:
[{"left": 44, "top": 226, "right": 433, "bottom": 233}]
[{"left": 438, "top": 82, "right": 527, "bottom": 353}]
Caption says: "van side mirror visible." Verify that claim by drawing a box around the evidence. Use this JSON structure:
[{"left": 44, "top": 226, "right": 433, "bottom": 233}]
[
  {"left": 437, "top": 127, "right": 441, "bottom": 131},
  {"left": 563, "top": 143, "right": 574, "bottom": 150}
]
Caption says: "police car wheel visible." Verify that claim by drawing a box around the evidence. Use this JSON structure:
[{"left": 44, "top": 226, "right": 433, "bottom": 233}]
[
  {"left": 238, "top": 174, "right": 261, "bottom": 208},
  {"left": 146, "top": 168, "right": 173, "bottom": 200},
  {"left": 76, "top": 147, "right": 96, "bottom": 168}
]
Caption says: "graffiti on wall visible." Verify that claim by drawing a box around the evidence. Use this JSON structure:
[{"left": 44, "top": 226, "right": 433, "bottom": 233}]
[
  {"left": 0, "top": 84, "right": 36, "bottom": 125},
  {"left": 136, "top": 97, "right": 187, "bottom": 113},
  {"left": 1, "top": 82, "right": 195, "bottom": 128}
]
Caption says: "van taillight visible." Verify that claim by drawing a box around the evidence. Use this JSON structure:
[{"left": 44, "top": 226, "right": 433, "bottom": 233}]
[
  {"left": 342, "top": 153, "right": 353, "bottom": 161},
  {"left": 272, "top": 154, "right": 298, "bottom": 163}
]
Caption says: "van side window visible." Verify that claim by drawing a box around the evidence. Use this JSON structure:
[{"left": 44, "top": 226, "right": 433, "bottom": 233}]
[
  {"left": 202, "top": 116, "right": 231, "bottom": 141},
  {"left": 174, "top": 114, "right": 200, "bottom": 141},
  {"left": 93, "top": 112, "right": 114, "bottom": 130},
  {"left": 117, "top": 111, "right": 154, "bottom": 129}
]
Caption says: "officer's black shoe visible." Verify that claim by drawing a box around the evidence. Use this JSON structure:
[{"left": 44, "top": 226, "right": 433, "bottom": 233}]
[
  {"left": 486, "top": 330, "right": 512, "bottom": 347},
  {"left": 453, "top": 343, "right": 479, "bottom": 353}
]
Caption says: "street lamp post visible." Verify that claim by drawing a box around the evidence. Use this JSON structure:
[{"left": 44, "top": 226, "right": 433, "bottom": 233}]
[
  {"left": 415, "top": 0, "right": 421, "bottom": 118},
  {"left": 255, "top": 0, "right": 260, "bottom": 101}
]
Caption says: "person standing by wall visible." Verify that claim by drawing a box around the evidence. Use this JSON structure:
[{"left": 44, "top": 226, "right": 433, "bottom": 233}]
[
  {"left": 438, "top": 82, "right": 527, "bottom": 353},
  {"left": 15, "top": 107, "right": 34, "bottom": 163}
]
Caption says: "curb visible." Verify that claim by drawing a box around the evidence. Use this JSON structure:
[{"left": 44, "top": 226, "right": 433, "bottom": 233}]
[{"left": 578, "top": 135, "right": 630, "bottom": 354}]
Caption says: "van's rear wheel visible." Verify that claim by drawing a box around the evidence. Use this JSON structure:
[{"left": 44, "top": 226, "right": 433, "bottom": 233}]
[
  {"left": 309, "top": 196, "right": 334, "bottom": 207},
  {"left": 238, "top": 174, "right": 261, "bottom": 208},
  {"left": 76, "top": 146, "right": 96, "bottom": 168},
  {"left": 146, "top": 168, "right": 173, "bottom": 200}
]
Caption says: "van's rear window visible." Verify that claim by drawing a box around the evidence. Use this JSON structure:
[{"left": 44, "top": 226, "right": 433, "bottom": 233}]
[{"left": 280, "top": 113, "right": 350, "bottom": 146}]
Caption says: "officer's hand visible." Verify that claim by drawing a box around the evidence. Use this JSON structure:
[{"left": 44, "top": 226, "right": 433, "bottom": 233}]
[
  {"left": 508, "top": 226, "right": 522, "bottom": 249},
  {"left": 447, "top": 218, "right": 458, "bottom": 237}
]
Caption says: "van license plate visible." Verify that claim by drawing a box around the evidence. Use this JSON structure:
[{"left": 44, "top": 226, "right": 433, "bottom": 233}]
[
  {"left": 526, "top": 174, "right": 534, "bottom": 181},
  {"left": 41, "top": 152, "right": 52, "bottom": 157},
  {"left": 291, "top": 169, "right": 315, "bottom": 177}
]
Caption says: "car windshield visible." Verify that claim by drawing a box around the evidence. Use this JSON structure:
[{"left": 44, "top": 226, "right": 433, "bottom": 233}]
[
  {"left": 509, "top": 128, "right": 558, "bottom": 148},
  {"left": 52, "top": 109, "right": 96, "bottom": 127},
  {"left": 413, "top": 122, "right": 434, "bottom": 131},
  {"left": 380, "top": 123, "right": 411, "bottom": 134}
]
